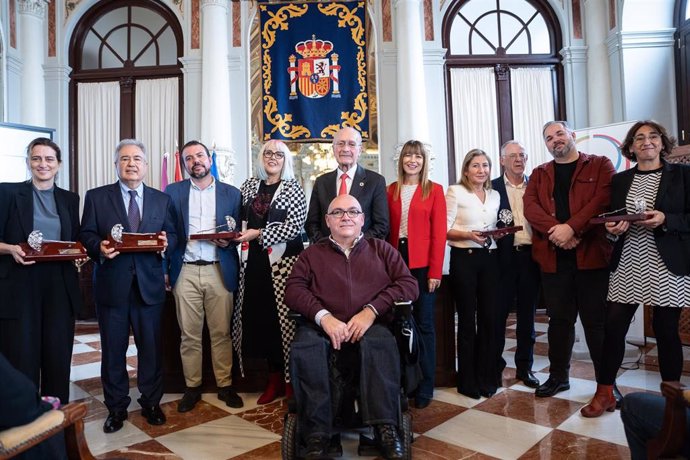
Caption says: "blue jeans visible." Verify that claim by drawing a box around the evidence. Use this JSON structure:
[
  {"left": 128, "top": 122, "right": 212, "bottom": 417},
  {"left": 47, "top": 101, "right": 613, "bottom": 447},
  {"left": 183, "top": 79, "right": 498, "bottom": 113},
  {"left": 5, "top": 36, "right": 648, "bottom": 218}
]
[
  {"left": 409, "top": 267, "right": 436, "bottom": 401},
  {"left": 621, "top": 392, "right": 690, "bottom": 460},
  {"left": 290, "top": 323, "right": 401, "bottom": 438}
]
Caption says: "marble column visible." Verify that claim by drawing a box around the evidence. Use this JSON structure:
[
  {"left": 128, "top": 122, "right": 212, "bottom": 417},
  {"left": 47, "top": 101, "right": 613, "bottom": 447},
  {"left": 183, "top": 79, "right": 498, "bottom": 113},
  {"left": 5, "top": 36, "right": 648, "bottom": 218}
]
[
  {"left": 584, "top": 0, "right": 612, "bottom": 126},
  {"left": 394, "top": 0, "right": 429, "bottom": 144},
  {"left": 200, "top": 0, "right": 235, "bottom": 183},
  {"left": 18, "top": 0, "right": 48, "bottom": 127},
  {"left": 560, "top": 45, "right": 589, "bottom": 129}
]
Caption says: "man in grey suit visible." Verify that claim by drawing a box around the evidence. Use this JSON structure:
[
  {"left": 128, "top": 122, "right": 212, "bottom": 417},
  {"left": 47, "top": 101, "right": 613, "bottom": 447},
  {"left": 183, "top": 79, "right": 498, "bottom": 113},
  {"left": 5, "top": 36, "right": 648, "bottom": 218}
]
[
  {"left": 165, "top": 140, "right": 244, "bottom": 413},
  {"left": 306, "top": 127, "right": 389, "bottom": 243}
]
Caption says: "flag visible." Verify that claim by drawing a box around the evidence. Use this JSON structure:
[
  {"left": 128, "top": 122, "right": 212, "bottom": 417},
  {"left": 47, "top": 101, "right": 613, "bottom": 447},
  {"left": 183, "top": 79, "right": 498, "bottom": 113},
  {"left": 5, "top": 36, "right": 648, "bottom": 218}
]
[
  {"left": 174, "top": 149, "right": 183, "bottom": 182},
  {"left": 210, "top": 148, "right": 219, "bottom": 180},
  {"left": 161, "top": 152, "right": 169, "bottom": 190}
]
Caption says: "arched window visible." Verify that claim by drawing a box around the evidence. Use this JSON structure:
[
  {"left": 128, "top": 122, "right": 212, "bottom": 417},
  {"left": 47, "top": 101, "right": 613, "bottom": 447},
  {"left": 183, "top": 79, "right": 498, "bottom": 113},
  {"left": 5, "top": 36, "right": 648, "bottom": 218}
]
[
  {"left": 69, "top": 0, "right": 183, "bottom": 195},
  {"left": 442, "top": 0, "right": 564, "bottom": 181},
  {"left": 675, "top": 0, "right": 690, "bottom": 145}
]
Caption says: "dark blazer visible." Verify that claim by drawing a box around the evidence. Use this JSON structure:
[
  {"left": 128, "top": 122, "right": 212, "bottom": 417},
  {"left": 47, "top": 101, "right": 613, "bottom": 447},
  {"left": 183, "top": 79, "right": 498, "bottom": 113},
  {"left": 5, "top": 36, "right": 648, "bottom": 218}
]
[
  {"left": 0, "top": 181, "right": 82, "bottom": 318},
  {"left": 79, "top": 182, "right": 177, "bottom": 306},
  {"left": 165, "top": 179, "right": 241, "bottom": 291},
  {"left": 492, "top": 175, "right": 528, "bottom": 269},
  {"left": 609, "top": 161, "right": 690, "bottom": 275},
  {"left": 306, "top": 165, "right": 389, "bottom": 242}
]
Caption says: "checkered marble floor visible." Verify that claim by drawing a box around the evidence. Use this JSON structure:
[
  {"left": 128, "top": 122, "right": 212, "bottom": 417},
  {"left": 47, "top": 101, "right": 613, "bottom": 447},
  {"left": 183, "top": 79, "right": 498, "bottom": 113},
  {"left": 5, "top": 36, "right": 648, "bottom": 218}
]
[{"left": 69, "top": 315, "right": 690, "bottom": 459}]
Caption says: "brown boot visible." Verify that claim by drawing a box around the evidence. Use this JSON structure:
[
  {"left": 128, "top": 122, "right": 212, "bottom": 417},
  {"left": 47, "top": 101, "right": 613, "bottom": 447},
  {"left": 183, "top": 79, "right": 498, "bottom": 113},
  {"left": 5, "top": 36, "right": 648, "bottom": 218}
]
[
  {"left": 580, "top": 384, "right": 616, "bottom": 417},
  {"left": 257, "top": 372, "right": 285, "bottom": 404}
]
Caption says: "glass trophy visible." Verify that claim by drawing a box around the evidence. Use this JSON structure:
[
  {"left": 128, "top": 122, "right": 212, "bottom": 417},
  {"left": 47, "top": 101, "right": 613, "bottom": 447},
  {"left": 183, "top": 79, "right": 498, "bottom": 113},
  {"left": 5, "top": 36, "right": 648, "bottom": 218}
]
[
  {"left": 19, "top": 230, "right": 88, "bottom": 269},
  {"left": 189, "top": 215, "right": 240, "bottom": 241}
]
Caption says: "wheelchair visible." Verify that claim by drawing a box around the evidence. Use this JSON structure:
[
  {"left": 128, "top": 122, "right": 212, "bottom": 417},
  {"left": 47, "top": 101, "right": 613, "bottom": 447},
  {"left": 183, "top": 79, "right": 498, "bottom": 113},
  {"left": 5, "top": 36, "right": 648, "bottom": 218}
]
[{"left": 281, "top": 301, "right": 419, "bottom": 460}]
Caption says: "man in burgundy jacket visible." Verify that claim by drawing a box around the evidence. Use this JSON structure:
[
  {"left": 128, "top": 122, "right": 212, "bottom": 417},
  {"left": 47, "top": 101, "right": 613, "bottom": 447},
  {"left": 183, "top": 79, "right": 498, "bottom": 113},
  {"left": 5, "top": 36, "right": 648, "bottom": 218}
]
[
  {"left": 524, "top": 121, "right": 615, "bottom": 398},
  {"left": 285, "top": 194, "right": 418, "bottom": 460}
]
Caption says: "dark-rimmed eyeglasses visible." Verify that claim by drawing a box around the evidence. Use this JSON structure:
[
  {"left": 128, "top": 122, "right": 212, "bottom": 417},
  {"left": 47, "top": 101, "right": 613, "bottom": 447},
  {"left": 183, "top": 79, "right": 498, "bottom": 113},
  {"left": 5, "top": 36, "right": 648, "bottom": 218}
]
[
  {"left": 326, "top": 209, "right": 363, "bottom": 219},
  {"left": 263, "top": 150, "right": 285, "bottom": 159}
]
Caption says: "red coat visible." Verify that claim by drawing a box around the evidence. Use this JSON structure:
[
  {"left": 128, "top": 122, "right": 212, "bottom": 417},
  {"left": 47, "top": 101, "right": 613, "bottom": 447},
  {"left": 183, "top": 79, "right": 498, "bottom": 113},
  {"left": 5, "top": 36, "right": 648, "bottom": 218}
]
[
  {"left": 523, "top": 152, "right": 614, "bottom": 273},
  {"left": 386, "top": 182, "right": 447, "bottom": 280}
]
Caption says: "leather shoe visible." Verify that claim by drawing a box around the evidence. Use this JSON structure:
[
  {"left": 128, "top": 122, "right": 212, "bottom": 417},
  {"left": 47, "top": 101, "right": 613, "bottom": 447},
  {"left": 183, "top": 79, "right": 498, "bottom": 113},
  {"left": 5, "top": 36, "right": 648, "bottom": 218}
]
[
  {"left": 535, "top": 377, "right": 570, "bottom": 398},
  {"left": 414, "top": 397, "right": 431, "bottom": 409},
  {"left": 103, "top": 409, "right": 128, "bottom": 433},
  {"left": 138, "top": 398, "right": 166, "bottom": 425},
  {"left": 516, "top": 370, "right": 540, "bottom": 389},
  {"left": 374, "top": 424, "right": 404, "bottom": 459},
  {"left": 218, "top": 386, "right": 244, "bottom": 408},
  {"left": 177, "top": 388, "right": 202, "bottom": 413},
  {"left": 457, "top": 387, "right": 481, "bottom": 400},
  {"left": 303, "top": 434, "right": 331, "bottom": 460}
]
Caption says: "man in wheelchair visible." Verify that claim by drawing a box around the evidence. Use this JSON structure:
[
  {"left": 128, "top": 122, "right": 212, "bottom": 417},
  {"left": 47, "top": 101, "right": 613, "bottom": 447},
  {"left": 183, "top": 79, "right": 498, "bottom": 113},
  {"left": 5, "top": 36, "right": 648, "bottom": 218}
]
[{"left": 285, "top": 194, "right": 419, "bottom": 460}]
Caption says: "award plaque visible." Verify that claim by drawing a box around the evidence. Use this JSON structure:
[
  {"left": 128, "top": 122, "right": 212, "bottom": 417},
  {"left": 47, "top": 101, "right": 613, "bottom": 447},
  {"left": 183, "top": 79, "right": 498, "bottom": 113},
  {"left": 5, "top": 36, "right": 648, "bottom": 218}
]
[
  {"left": 477, "top": 209, "right": 523, "bottom": 240},
  {"left": 590, "top": 197, "right": 651, "bottom": 224},
  {"left": 20, "top": 230, "right": 88, "bottom": 262},
  {"left": 189, "top": 215, "right": 241, "bottom": 241},
  {"left": 108, "top": 224, "right": 165, "bottom": 252}
]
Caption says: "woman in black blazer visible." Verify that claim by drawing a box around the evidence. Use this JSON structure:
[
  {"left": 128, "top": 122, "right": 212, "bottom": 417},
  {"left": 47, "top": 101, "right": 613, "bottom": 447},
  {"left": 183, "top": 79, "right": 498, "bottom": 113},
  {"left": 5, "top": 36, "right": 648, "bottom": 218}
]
[
  {"left": 0, "top": 138, "right": 82, "bottom": 404},
  {"left": 582, "top": 121, "right": 690, "bottom": 418}
]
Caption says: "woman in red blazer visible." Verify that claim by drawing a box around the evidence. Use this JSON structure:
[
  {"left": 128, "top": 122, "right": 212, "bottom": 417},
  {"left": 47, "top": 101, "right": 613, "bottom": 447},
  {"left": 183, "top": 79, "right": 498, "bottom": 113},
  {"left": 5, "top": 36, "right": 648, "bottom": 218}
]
[{"left": 387, "top": 140, "right": 446, "bottom": 409}]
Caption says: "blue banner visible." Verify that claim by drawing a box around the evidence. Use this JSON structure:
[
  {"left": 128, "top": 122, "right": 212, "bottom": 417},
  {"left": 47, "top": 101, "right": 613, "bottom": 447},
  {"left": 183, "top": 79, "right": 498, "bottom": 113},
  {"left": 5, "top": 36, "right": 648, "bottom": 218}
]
[{"left": 259, "top": 1, "right": 369, "bottom": 142}]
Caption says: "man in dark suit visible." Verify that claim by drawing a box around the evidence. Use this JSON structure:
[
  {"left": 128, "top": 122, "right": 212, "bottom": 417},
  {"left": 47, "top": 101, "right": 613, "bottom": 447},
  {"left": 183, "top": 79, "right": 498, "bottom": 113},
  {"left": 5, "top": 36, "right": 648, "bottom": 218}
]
[
  {"left": 306, "top": 127, "right": 389, "bottom": 242},
  {"left": 165, "top": 140, "right": 243, "bottom": 412},
  {"left": 79, "top": 139, "right": 177, "bottom": 433},
  {"left": 491, "top": 141, "right": 540, "bottom": 389}
]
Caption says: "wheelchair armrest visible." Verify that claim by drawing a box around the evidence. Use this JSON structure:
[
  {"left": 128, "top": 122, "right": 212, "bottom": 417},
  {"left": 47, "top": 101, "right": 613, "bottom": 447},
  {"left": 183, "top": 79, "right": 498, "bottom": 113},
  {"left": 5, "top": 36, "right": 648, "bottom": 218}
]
[
  {"left": 393, "top": 300, "right": 413, "bottom": 321},
  {"left": 287, "top": 310, "right": 310, "bottom": 328}
]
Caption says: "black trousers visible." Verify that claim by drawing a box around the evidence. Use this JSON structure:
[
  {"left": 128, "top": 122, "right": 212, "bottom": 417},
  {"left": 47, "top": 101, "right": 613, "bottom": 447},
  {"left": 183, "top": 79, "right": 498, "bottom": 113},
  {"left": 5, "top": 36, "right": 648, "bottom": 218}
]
[
  {"left": 599, "top": 303, "right": 683, "bottom": 383},
  {"left": 541, "top": 268, "right": 608, "bottom": 381},
  {"left": 0, "top": 262, "right": 75, "bottom": 403},
  {"left": 495, "top": 246, "right": 540, "bottom": 375},
  {"left": 449, "top": 247, "right": 498, "bottom": 394}
]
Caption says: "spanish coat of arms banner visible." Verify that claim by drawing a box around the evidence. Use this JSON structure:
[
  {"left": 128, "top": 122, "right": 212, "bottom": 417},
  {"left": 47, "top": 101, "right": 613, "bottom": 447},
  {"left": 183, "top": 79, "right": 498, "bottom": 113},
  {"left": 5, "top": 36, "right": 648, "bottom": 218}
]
[{"left": 259, "top": 0, "right": 369, "bottom": 142}]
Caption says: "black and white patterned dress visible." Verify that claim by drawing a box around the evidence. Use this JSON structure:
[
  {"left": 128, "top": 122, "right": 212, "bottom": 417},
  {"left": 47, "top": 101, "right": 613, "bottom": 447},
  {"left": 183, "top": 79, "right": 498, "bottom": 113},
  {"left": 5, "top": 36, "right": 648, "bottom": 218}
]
[{"left": 607, "top": 168, "right": 690, "bottom": 307}]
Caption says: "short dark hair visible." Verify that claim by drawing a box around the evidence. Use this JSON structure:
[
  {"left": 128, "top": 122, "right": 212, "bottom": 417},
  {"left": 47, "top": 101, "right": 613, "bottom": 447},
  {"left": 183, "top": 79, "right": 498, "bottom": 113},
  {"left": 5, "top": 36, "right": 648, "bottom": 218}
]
[
  {"left": 27, "top": 137, "right": 61, "bottom": 162},
  {"left": 620, "top": 120, "right": 676, "bottom": 162},
  {"left": 181, "top": 140, "right": 210, "bottom": 158}
]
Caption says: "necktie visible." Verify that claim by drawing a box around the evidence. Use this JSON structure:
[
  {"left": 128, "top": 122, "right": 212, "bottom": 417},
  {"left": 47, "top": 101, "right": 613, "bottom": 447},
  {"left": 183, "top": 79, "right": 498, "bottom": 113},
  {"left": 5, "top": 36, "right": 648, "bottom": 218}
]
[
  {"left": 128, "top": 190, "right": 141, "bottom": 232},
  {"left": 339, "top": 173, "right": 349, "bottom": 196}
]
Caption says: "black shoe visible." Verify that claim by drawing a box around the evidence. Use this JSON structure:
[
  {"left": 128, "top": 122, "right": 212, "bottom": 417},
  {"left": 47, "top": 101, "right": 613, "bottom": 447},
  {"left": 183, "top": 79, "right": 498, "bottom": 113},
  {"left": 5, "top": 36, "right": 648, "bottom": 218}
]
[
  {"left": 218, "top": 386, "right": 244, "bottom": 408},
  {"left": 177, "top": 387, "right": 202, "bottom": 413},
  {"left": 535, "top": 377, "right": 570, "bottom": 397},
  {"left": 103, "top": 409, "right": 128, "bottom": 433},
  {"left": 457, "top": 387, "right": 481, "bottom": 399},
  {"left": 516, "top": 370, "right": 540, "bottom": 389},
  {"left": 138, "top": 398, "right": 166, "bottom": 425},
  {"left": 414, "top": 397, "right": 431, "bottom": 409},
  {"left": 303, "top": 434, "right": 331, "bottom": 460},
  {"left": 480, "top": 388, "right": 496, "bottom": 398},
  {"left": 374, "top": 424, "right": 404, "bottom": 460},
  {"left": 613, "top": 382, "right": 623, "bottom": 409}
]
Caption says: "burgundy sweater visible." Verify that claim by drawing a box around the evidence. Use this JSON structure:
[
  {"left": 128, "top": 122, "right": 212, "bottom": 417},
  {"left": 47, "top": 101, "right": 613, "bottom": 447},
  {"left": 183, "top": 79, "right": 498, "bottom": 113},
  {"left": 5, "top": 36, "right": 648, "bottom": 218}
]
[{"left": 285, "top": 237, "right": 419, "bottom": 323}]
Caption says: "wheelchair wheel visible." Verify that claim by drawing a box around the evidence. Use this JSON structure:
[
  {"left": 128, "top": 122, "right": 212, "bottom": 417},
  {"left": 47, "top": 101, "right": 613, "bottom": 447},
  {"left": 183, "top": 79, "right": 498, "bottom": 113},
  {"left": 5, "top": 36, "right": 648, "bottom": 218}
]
[
  {"left": 282, "top": 412, "right": 298, "bottom": 460},
  {"left": 401, "top": 411, "right": 412, "bottom": 460}
]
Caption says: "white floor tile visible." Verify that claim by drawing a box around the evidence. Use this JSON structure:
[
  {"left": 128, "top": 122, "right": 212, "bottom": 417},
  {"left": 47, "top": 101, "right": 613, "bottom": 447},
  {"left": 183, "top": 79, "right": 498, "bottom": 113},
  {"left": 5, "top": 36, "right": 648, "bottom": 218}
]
[
  {"left": 75, "top": 333, "right": 101, "bottom": 343},
  {"left": 200, "top": 392, "right": 258, "bottom": 414},
  {"left": 502, "top": 337, "right": 517, "bottom": 352},
  {"left": 615, "top": 369, "right": 690, "bottom": 392},
  {"left": 70, "top": 361, "right": 103, "bottom": 381},
  {"left": 432, "top": 387, "right": 485, "bottom": 408},
  {"left": 557, "top": 408, "right": 628, "bottom": 446},
  {"left": 157, "top": 415, "right": 280, "bottom": 460},
  {"left": 68, "top": 382, "right": 91, "bottom": 401},
  {"left": 72, "top": 343, "right": 98, "bottom": 354},
  {"left": 534, "top": 322, "right": 549, "bottom": 333},
  {"left": 84, "top": 418, "right": 151, "bottom": 456},
  {"left": 424, "top": 409, "right": 551, "bottom": 459},
  {"left": 125, "top": 344, "right": 138, "bottom": 357},
  {"left": 551, "top": 377, "right": 597, "bottom": 404}
]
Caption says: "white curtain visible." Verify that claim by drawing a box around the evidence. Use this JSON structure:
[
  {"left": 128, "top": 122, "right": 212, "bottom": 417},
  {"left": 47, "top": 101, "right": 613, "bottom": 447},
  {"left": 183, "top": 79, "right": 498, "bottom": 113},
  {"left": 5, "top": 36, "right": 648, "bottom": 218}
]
[
  {"left": 510, "top": 67, "right": 555, "bottom": 175},
  {"left": 449, "top": 67, "right": 500, "bottom": 180},
  {"left": 77, "top": 81, "right": 120, "bottom": 202},
  {"left": 135, "top": 77, "right": 179, "bottom": 191}
]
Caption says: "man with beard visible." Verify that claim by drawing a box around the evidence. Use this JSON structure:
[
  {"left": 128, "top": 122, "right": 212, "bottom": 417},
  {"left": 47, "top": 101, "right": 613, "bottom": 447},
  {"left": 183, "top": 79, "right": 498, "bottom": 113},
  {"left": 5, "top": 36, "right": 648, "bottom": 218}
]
[
  {"left": 165, "top": 140, "right": 244, "bottom": 412},
  {"left": 523, "top": 121, "right": 615, "bottom": 398}
]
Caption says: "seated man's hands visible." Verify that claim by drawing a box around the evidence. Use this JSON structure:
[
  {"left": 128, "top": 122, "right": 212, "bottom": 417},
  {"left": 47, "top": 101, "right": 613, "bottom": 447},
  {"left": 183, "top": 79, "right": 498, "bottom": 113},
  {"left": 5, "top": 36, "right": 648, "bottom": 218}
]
[
  {"left": 321, "top": 314, "right": 352, "bottom": 350},
  {"left": 347, "top": 308, "right": 376, "bottom": 343}
]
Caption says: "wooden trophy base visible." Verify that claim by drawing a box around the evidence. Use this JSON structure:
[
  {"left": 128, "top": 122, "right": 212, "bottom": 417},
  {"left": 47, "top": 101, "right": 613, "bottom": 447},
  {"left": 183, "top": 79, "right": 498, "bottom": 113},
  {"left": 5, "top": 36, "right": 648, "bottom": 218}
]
[
  {"left": 590, "top": 213, "right": 651, "bottom": 224},
  {"left": 189, "top": 231, "right": 241, "bottom": 241},
  {"left": 478, "top": 225, "right": 523, "bottom": 238},
  {"left": 20, "top": 241, "right": 87, "bottom": 262},
  {"left": 109, "top": 232, "right": 165, "bottom": 252}
]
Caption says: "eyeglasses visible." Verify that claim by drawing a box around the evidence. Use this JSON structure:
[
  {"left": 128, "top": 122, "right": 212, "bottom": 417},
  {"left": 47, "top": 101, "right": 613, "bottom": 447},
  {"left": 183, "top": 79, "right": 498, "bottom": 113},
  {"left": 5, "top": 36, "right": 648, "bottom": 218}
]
[
  {"left": 326, "top": 208, "right": 363, "bottom": 219},
  {"left": 505, "top": 153, "right": 527, "bottom": 160},
  {"left": 633, "top": 133, "right": 661, "bottom": 144},
  {"left": 334, "top": 141, "right": 360, "bottom": 148},
  {"left": 119, "top": 155, "right": 146, "bottom": 164},
  {"left": 263, "top": 150, "right": 285, "bottom": 159}
]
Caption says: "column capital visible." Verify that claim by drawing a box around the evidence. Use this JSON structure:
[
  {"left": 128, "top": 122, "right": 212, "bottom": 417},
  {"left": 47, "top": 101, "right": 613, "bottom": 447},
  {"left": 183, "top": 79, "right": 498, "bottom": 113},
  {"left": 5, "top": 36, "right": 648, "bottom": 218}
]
[
  {"left": 17, "top": 0, "right": 48, "bottom": 19},
  {"left": 560, "top": 45, "right": 588, "bottom": 64},
  {"left": 200, "top": 0, "right": 229, "bottom": 11}
]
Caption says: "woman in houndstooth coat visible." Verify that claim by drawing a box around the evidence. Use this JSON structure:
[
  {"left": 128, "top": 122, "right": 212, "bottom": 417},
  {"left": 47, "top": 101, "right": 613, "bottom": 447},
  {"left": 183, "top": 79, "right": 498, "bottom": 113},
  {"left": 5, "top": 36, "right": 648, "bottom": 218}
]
[{"left": 232, "top": 140, "right": 307, "bottom": 404}]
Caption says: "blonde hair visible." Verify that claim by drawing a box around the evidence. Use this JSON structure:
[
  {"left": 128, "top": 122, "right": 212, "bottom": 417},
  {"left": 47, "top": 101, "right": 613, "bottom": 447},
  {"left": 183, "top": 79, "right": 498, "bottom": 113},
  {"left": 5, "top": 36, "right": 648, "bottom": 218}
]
[
  {"left": 459, "top": 149, "right": 492, "bottom": 191},
  {"left": 392, "top": 140, "right": 432, "bottom": 200}
]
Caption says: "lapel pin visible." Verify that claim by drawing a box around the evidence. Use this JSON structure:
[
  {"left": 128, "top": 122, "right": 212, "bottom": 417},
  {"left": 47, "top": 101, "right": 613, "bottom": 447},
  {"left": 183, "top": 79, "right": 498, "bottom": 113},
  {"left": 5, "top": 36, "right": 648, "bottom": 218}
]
[{"left": 359, "top": 182, "right": 364, "bottom": 187}]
